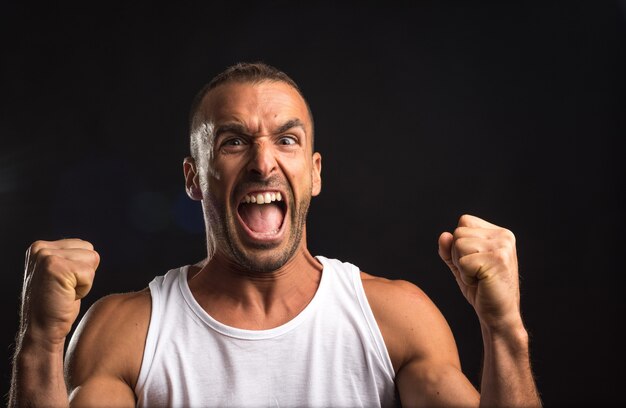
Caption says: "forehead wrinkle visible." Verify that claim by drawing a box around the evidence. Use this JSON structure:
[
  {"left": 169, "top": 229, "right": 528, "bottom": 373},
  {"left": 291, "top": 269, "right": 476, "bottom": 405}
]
[
  {"left": 214, "top": 122, "right": 251, "bottom": 138},
  {"left": 214, "top": 117, "right": 307, "bottom": 139},
  {"left": 274, "top": 118, "right": 305, "bottom": 134},
  {"left": 201, "top": 82, "right": 312, "bottom": 141}
]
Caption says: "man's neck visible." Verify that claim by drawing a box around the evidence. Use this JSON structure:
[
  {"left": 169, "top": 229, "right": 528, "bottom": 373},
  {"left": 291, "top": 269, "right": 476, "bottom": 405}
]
[{"left": 187, "top": 246, "right": 323, "bottom": 330}]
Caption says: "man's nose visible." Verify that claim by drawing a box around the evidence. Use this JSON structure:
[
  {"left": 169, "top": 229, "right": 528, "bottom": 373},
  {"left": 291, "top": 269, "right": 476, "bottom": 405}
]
[{"left": 247, "top": 141, "right": 277, "bottom": 177}]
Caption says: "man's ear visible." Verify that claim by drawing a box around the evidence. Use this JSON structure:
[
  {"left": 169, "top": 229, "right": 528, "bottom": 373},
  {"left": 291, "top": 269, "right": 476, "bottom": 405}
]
[
  {"left": 183, "top": 157, "right": 202, "bottom": 201},
  {"left": 311, "top": 152, "right": 322, "bottom": 196}
]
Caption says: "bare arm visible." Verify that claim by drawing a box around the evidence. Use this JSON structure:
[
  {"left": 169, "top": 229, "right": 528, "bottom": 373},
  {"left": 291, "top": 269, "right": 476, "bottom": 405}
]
[
  {"left": 364, "top": 276, "right": 480, "bottom": 407},
  {"left": 10, "top": 334, "right": 68, "bottom": 407},
  {"left": 479, "top": 323, "right": 537, "bottom": 406},
  {"left": 8, "top": 239, "right": 148, "bottom": 408},
  {"left": 64, "top": 290, "right": 150, "bottom": 407},
  {"left": 366, "top": 214, "right": 540, "bottom": 407},
  {"left": 438, "top": 214, "right": 541, "bottom": 407},
  {"left": 9, "top": 239, "right": 99, "bottom": 407}
]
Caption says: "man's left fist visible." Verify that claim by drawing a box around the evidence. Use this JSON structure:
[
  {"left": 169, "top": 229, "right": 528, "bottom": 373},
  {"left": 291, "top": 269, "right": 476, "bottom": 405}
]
[{"left": 438, "top": 214, "right": 522, "bottom": 331}]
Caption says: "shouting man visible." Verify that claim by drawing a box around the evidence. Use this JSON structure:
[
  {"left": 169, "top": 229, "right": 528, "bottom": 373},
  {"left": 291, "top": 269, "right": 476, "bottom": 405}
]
[{"left": 10, "top": 62, "right": 541, "bottom": 407}]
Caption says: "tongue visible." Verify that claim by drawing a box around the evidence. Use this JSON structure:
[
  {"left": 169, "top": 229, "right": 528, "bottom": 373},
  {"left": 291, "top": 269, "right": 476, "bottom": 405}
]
[{"left": 239, "top": 203, "right": 283, "bottom": 233}]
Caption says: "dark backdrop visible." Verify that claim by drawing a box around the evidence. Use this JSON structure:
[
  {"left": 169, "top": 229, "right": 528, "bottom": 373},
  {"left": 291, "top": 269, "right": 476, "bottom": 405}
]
[{"left": 1, "top": 1, "right": 625, "bottom": 406}]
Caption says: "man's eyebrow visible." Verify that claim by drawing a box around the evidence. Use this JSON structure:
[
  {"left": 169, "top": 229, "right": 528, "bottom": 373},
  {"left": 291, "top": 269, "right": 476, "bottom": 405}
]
[
  {"left": 214, "top": 123, "right": 249, "bottom": 138},
  {"left": 213, "top": 119, "right": 305, "bottom": 138},
  {"left": 275, "top": 119, "right": 305, "bottom": 135}
]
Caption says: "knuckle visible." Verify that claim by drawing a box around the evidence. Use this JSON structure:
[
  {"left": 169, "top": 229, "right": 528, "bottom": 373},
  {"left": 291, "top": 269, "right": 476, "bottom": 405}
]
[
  {"left": 458, "top": 214, "right": 472, "bottom": 225},
  {"left": 494, "top": 249, "right": 511, "bottom": 264},
  {"left": 505, "top": 239, "right": 516, "bottom": 252},
  {"left": 36, "top": 248, "right": 53, "bottom": 259},
  {"left": 497, "top": 228, "right": 516, "bottom": 246},
  {"left": 89, "top": 250, "right": 100, "bottom": 267},
  {"left": 29, "top": 240, "right": 46, "bottom": 254},
  {"left": 40, "top": 254, "right": 63, "bottom": 271},
  {"left": 453, "top": 227, "right": 464, "bottom": 237},
  {"left": 504, "top": 228, "right": 516, "bottom": 243},
  {"left": 458, "top": 254, "right": 474, "bottom": 271},
  {"left": 453, "top": 236, "right": 467, "bottom": 249}
]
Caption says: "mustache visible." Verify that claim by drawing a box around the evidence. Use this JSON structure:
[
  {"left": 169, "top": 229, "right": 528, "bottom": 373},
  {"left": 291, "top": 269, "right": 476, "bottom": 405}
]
[{"left": 233, "top": 174, "right": 290, "bottom": 199}]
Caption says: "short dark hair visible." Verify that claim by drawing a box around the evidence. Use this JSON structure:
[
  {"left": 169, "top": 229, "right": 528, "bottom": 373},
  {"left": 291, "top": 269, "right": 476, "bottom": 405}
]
[{"left": 188, "top": 62, "right": 314, "bottom": 149}]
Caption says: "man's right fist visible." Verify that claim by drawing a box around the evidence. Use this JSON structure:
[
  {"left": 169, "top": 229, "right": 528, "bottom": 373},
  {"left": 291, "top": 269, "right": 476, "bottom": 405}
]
[{"left": 21, "top": 239, "right": 99, "bottom": 346}]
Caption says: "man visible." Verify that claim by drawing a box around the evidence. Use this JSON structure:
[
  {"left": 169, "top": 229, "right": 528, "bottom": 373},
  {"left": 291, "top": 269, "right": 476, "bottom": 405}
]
[{"left": 10, "top": 62, "right": 541, "bottom": 407}]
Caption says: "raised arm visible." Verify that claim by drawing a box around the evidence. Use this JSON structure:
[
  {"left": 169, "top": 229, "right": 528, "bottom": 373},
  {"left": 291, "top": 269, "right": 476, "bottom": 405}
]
[
  {"left": 369, "top": 214, "right": 541, "bottom": 407},
  {"left": 437, "top": 214, "right": 541, "bottom": 407},
  {"left": 9, "top": 239, "right": 100, "bottom": 407},
  {"left": 8, "top": 239, "right": 148, "bottom": 408}
]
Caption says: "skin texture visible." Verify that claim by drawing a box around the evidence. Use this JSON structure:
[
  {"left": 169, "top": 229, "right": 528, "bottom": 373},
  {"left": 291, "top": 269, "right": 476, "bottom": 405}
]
[
  {"left": 187, "top": 81, "right": 322, "bottom": 273},
  {"left": 10, "top": 239, "right": 100, "bottom": 407},
  {"left": 9, "top": 80, "right": 541, "bottom": 407}
]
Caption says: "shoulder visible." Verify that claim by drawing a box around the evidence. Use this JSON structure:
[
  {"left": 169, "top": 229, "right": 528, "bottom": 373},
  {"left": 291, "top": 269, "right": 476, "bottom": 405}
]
[
  {"left": 360, "top": 271, "right": 441, "bottom": 324},
  {"left": 65, "top": 289, "right": 152, "bottom": 391},
  {"left": 81, "top": 288, "right": 151, "bottom": 317},
  {"left": 360, "top": 272, "right": 461, "bottom": 374},
  {"left": 71, "top": 289, "right": 152, "bottom": 347}
]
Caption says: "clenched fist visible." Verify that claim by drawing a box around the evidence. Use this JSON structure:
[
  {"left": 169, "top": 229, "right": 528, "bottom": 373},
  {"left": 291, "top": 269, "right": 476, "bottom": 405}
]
[
  {"left": 438, "top": 214, "right": 521, "bottom": 331},
  {"left": 20, "top": 239, "right": 99, "bottom": 346}
]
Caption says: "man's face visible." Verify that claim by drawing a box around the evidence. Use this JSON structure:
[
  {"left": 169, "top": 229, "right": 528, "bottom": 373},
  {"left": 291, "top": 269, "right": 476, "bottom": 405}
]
[{"left": 190, "top": 81, "right": 321, "bottom": 272}]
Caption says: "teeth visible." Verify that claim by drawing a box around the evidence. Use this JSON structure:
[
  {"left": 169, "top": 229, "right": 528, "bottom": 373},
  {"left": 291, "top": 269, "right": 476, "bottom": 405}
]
[{"left": 241, "top": 192, "right": 284, "bottom": 205}]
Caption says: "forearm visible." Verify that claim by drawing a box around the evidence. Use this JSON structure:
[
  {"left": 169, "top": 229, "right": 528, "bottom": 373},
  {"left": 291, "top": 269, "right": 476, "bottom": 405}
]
[
  {"left": 479, "top": 322, "right": 541, "bottom": 408},
  {"left": 9, "top": 332, "right": 69, "bottom": 408}
]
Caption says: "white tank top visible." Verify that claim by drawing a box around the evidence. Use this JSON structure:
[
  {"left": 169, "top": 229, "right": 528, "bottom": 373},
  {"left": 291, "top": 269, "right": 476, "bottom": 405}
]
[{"left": 135, "top": 256, "right": 397, "bottom": 407}]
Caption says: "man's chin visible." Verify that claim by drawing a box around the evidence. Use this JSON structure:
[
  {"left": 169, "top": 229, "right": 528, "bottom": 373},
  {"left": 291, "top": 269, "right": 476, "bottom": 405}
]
[{"left": 231, "top": 243, "right": 296, "bottom": 273}]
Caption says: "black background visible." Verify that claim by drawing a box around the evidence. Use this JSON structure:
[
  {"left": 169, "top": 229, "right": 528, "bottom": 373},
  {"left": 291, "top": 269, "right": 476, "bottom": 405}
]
[{"left": 1, "top": 1, "right": 625, "bottom": 406}]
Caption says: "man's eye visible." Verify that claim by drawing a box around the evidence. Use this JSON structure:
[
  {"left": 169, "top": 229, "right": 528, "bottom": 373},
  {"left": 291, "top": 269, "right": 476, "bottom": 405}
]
[
  {"left": 224, "top": 138, "right": 244, "bottom": 146},
  {"left": 278, "top": 136, "right": 296, "bottom": 145}
]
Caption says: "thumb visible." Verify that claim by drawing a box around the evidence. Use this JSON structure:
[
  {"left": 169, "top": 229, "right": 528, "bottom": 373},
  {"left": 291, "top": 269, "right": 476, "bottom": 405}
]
[
  {"left": 75, "top": 250, "right": 100, "bottom": 300},
  {"left": 438, "top": 231, "right": 457, "bottom": 274}
]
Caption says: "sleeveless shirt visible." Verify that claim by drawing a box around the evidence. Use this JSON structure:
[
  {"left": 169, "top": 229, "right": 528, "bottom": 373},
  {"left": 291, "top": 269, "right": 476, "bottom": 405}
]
[{"left": 135, "top": 256, "right": 397, "bottom": 407}]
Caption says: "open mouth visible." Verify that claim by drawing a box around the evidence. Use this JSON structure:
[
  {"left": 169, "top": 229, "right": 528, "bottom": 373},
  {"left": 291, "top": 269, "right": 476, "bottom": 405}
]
[{"left": 236, "top": 190, "right": 287, "bottom": 239}]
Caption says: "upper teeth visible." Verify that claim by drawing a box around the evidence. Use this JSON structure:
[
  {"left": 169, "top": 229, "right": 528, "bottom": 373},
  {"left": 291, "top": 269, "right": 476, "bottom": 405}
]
[{"left": 242, "top": 192, "right": 282, "bottom": 204}]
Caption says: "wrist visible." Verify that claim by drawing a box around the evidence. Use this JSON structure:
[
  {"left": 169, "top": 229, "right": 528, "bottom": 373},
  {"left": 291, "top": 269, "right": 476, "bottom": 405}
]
[
  {"left": 480, "top": 318, "right": 530, "bottom": 355},
  {"left": 18, "top": 327, "right": 67, "bottom": 358},
  {"left": 478, "top": 309, "right": 526, "bottom": 335},
  {"left": 13, "top": 331, "right": 68, "bottom": 405}
]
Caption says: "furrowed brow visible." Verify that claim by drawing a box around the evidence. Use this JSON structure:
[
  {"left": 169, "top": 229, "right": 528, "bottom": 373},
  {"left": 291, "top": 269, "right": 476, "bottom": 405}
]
[
  {"left": 275, "top": 119, "right": 305, "bottom": 135},
  {"left": 215, "top": 123, "right": 249, "bottom": 138}
]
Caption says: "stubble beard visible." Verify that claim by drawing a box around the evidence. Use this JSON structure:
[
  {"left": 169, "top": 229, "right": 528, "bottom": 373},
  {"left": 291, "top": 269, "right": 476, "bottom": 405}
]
[{"left": 206, "top": 190, "right": 311, "bottom": 273}]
